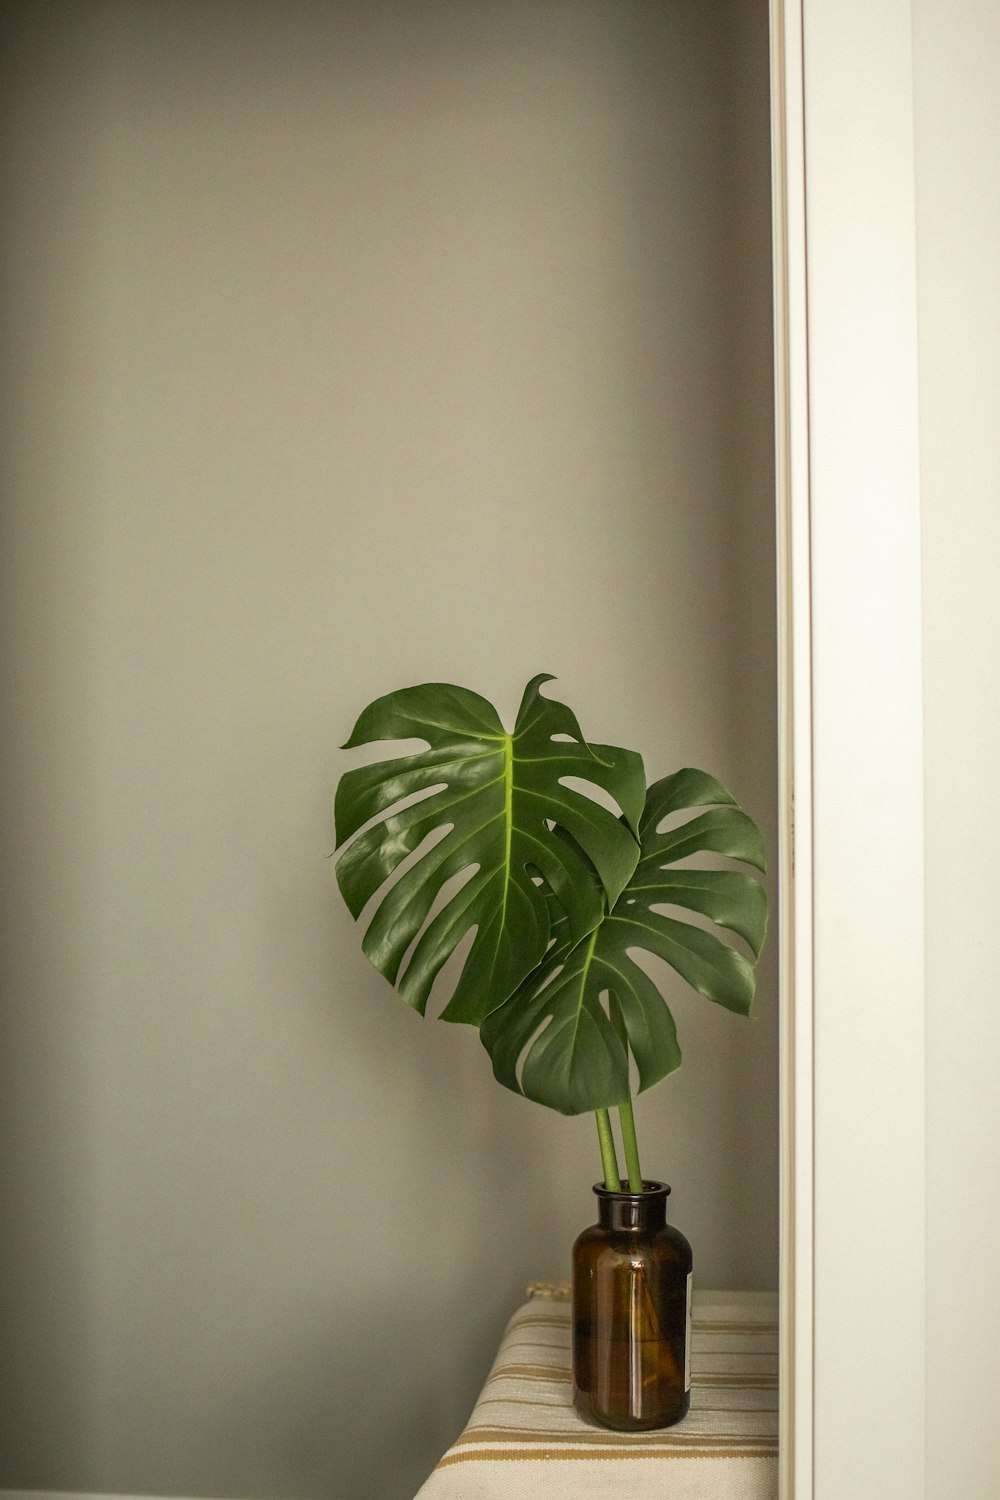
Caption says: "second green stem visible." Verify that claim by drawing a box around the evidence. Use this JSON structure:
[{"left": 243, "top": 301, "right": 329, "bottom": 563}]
[
  {"left": 595, "top": 1108, "right": 621, "bottom": 1190},
  {"left": 611, "top": 996, "right": 643, "bottom": 1191}
]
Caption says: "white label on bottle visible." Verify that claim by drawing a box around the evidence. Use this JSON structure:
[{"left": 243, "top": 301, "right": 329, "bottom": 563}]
[{"left": 684, "top": 1272, "right": 693, "bottom": 1391}]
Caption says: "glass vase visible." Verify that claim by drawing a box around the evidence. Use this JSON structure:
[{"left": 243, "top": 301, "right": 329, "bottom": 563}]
[{"left": 572, "top": 1179, "right": 692, "bottom": 1431}]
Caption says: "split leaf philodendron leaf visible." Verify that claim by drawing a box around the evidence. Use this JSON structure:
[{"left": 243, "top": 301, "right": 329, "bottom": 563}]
[
  {"left": 334, "top": 675, "right": 646, "bottom": 1025},
  {"left": 480, "top": 768, "right": 767, "bottom": 1115}
]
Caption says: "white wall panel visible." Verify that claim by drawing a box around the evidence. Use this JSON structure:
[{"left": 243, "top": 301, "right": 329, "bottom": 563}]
[
  {"left": 779, "top": 1, "right": 926, "bottom": 1494},
  {"left": 913, "top": 3, "right": 1000, "bottom": 1496}
]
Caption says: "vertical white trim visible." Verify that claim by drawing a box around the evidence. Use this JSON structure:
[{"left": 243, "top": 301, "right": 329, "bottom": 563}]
[
  {"left": 770, "top": 4, "right": 814, "bottom": 1499},
  {"left": 774, "top": 1, "right": 927, "bottom": 1496}
]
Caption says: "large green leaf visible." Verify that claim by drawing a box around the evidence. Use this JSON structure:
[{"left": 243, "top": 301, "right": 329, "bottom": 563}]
[
  {"left": 480, "top": 768, "right": 767, "bottom": 1114},
  {"left": 334, "top": 674, "right": 645, "bottom": 1024}
]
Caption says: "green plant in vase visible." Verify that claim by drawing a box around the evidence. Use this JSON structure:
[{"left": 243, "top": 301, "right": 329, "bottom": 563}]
[{"left": 333, "top": 673, "right": 767, "bottom": 1430}]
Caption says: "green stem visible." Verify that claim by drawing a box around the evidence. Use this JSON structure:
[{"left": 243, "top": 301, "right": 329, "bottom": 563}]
[
  {"left": 595, "top": 1109, "right": 621, "bottom": 1190},
  {"left": 610, "top": 996, "right": 643, "bottom": 1191},
  {"left": 617, "top": 1097, "right": 644, "bottom": 1192}
]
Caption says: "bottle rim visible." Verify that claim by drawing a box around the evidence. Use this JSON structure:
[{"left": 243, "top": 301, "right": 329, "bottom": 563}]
[{"left": 592, "top": 1179, "right": 670, "bottom": 1201}]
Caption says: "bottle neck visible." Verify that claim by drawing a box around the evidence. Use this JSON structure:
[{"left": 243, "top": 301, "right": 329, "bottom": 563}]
[{"left": 594, "top": 1180, "right": 670, "bottom": 1232}]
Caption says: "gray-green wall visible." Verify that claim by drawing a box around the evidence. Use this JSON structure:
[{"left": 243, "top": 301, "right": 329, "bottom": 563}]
[{"left": 0, "top": 4, "right": 776, "bottom": 1497}]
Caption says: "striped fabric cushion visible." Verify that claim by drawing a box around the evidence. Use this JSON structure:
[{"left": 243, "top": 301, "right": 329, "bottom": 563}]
[{"left": 415, "top": 1286, "right": 778, "bottom": 1499}]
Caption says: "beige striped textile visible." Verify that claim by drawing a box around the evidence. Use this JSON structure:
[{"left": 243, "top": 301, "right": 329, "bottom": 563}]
[{"left": 414, "top": 1287, "right": 777, "bottom": 1499}]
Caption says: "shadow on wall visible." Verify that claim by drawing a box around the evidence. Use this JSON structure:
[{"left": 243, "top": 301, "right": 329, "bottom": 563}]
[
  {"left": 0, "top": 1060, "right": 97, "bottom": 1487},
  {"left": 173, "top": 1283, "right": 470, "bottom": 1500}
]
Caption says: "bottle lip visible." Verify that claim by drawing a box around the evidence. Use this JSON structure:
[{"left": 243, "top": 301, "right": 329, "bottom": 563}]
[{"left": 592, "top": 1179, "right": 670, "bottom": 1201}]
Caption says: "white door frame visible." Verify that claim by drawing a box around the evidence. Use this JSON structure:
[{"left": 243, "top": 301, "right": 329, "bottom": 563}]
[{"left": 771, "top": 3, "right": 926, "bottom": 1497}]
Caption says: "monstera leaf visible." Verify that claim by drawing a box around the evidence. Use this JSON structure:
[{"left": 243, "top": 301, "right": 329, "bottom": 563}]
[
  {"left": 481, "top": 768, "right": 767, "bottom": 1114},
  {"left": 334, "top": 675, "right": 645, "bottom": 1024}
]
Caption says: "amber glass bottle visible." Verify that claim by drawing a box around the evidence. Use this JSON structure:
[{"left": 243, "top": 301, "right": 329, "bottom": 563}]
[{"left": 572, "top": 1180, "right": 692, "bottom": 1431}]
